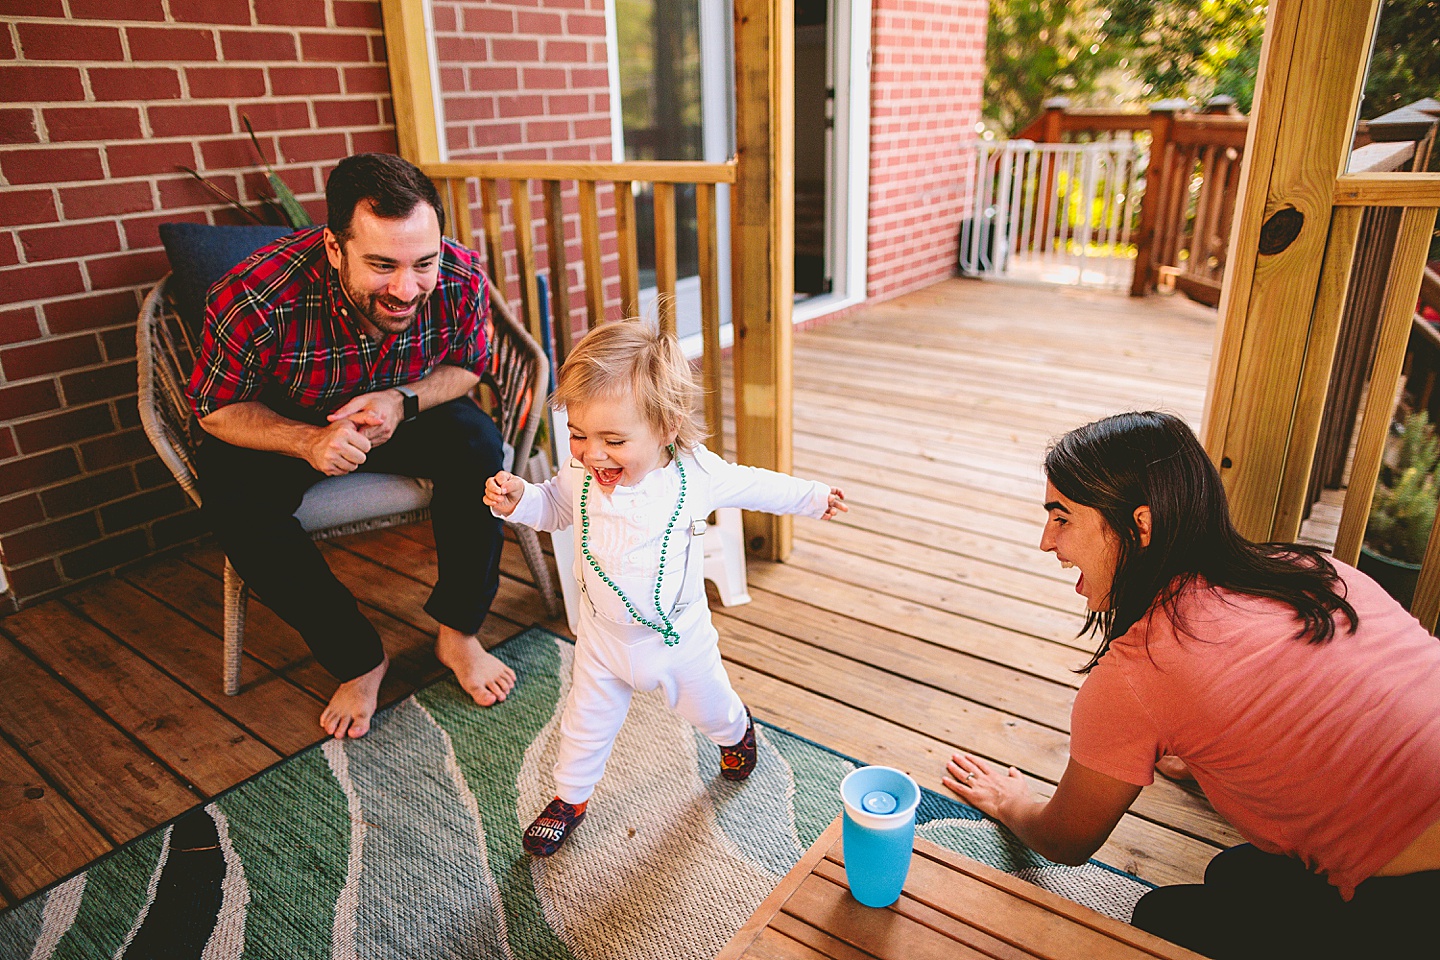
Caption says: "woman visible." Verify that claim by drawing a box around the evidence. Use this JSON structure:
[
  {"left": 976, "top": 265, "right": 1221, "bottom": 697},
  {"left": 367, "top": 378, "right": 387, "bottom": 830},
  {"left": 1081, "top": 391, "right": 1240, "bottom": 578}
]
[{"left": 943, "top": 411, "right": 1440, "bottom": 958}]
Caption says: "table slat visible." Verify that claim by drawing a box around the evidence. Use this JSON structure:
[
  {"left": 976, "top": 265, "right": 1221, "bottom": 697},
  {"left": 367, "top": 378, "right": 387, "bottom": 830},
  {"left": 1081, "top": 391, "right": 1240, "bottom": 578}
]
[{"left": 785, "top": 870, "right": 1000, "bottom": 960}]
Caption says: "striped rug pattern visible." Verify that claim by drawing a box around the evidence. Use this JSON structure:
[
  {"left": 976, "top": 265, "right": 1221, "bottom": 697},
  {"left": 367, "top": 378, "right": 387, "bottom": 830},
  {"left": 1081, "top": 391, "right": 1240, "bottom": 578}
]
[{"left": 0, "top": 627, "right": 1150, "bottom": 959}]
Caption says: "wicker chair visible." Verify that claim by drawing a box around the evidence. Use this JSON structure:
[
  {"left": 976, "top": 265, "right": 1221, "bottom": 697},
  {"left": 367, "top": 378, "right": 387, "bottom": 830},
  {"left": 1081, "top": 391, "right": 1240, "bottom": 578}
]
[{"left": 137, "top": 274, "right": 564, "bottom": 695}]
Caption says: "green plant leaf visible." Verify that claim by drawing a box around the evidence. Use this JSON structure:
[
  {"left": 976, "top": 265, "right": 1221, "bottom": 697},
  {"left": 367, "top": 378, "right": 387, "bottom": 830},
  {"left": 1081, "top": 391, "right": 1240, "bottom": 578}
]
[{"left": 267, "top": 172, "right": 314, "bottom": 228}]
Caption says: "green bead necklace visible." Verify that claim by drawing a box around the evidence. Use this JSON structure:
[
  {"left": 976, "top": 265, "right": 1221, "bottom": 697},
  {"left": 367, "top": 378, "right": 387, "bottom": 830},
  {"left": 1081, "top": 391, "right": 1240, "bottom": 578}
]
[{"left": 579, "top": 445, "right": 687, "bottom": 646}]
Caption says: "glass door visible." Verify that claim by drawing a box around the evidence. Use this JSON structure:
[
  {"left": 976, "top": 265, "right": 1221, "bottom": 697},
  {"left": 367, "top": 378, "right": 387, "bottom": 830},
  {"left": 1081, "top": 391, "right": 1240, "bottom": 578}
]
[{"left": 615, "top": 0, "right": 733, "bottom": 342}]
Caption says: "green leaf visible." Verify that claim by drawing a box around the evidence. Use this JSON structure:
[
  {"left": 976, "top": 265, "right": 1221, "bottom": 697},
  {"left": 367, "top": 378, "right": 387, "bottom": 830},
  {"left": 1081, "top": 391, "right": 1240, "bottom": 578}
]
[{"left": 267, "top": 172, "right": 314, "bottom": 228}]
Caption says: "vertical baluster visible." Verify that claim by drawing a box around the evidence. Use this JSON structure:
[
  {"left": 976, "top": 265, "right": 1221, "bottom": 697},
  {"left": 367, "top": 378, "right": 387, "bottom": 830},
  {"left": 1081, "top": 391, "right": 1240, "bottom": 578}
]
[
  {"left": 446, "top": 178, "right": 475, "bottom": 250},
  {"left": 653, "top": 181, "right": 678, "bottom": 335},
  {"left": 543, "top": 179, "right": 573, "bottom": 363},
  {"left": 509, "top": 178, "right": 543, "bottom": 344},
  {"left": 696, "top": 182, "right": 723, "bottom": 450},
  {"left": 479, "top": 178, "right": 509, "bottom": 298},
  {"left": 614, "top": 180, "right": 641, "bottom": 317},
  {"left": 1187, "top": 146, "right": 1216, "bottom": 280},
  {"left": 578, "top": 180, "right": 605, "bottom": 329},
  {"left": 1333, "top": 208, "right": 1440, "bottom": 567}
]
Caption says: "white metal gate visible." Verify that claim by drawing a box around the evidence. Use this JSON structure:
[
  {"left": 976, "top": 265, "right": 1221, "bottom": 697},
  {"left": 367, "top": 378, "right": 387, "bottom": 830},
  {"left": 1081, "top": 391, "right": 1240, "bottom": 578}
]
[{"left": 960, "top": 140, "right": 1145, "bottom": 289}]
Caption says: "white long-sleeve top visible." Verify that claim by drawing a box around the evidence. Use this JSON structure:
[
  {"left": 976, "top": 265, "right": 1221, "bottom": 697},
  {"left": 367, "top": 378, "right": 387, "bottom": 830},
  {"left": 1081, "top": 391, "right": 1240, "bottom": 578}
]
[{"left": 504, "top": 444, "right": 830, "bottom": 627}]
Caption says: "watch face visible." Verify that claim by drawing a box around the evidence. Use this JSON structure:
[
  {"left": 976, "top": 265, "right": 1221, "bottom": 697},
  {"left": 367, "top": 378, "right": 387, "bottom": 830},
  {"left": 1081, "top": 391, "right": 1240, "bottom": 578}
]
[{"left": 403, "top": 390, "right": 419, "bottom": 421}]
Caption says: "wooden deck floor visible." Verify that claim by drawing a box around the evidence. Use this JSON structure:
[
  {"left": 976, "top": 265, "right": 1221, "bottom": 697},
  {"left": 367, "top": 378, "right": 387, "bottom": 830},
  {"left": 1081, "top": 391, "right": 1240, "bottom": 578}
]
[{"left": 0, "top": 277, "right": 1224, "bottom": 909}]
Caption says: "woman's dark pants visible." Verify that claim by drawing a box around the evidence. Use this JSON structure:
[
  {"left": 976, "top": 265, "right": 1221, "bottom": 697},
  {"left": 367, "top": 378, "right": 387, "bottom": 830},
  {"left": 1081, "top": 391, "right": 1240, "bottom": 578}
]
[{"left": 1131, "top": 843, "right": 1440, "bottom": 958}]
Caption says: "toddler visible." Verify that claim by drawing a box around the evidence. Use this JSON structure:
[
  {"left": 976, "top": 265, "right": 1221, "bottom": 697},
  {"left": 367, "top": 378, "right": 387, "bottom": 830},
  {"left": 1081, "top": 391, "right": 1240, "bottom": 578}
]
[{"left": 484, "top": 320, "right": 846, "bottom": 856}]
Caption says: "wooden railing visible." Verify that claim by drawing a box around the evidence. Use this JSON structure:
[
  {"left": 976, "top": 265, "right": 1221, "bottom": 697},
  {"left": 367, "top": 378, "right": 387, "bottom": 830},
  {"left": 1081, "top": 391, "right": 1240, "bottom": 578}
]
[
  {"left": 1021, "top": 97, "right": 1439, "bottom": 303},
  {"left": 1307, "top": 143, "right": 1427, "bottom": 513},
  {"left": 420, "top": 159, "right": 738, "bottom": 460}
]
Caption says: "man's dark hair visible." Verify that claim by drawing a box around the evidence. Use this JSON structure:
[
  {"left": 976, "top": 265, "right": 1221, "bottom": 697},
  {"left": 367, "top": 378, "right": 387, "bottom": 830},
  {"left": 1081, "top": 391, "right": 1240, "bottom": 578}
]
[
  {"left": 1045, "top": 410, "right": 1358, "bottom": 671},
  {"left": 325, "top": 153, "right": 445, "bottom": 240}
]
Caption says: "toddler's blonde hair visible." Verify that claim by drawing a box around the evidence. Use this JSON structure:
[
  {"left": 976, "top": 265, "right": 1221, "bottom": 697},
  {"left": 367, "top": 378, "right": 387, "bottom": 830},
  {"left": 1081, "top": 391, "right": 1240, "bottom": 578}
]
[{"left": 551, "top": 320, "right": 705, "bottom": 451}]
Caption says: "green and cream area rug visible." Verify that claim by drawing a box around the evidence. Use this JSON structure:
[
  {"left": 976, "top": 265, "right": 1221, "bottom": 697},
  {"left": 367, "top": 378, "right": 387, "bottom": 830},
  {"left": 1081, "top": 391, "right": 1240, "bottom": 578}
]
[{"left": 0, "top": 627, "right": 1150, "bottom": 960}]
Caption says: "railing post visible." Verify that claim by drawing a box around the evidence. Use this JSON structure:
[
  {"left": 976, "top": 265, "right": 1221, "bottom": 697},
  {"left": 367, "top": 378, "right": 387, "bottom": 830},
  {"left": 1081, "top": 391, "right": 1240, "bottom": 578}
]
[
  {"left": 731, "top": 0, "right": 794, "bottom": 562},
  {"left": 1129, "top": 99, "right": 1185, "bottom": 297},
  {"left": 1039, "top": 96, "right": 1069, "bottom": 144}
]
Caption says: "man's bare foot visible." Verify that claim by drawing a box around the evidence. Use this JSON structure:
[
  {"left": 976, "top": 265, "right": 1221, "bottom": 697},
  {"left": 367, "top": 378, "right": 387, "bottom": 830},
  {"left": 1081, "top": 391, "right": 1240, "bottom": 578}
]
[
  {"left": 321, "top": 657, "right": 388, "bottom": 739},
  {"left": 435, "top": 625, "right": 516, "bottom": 706}
]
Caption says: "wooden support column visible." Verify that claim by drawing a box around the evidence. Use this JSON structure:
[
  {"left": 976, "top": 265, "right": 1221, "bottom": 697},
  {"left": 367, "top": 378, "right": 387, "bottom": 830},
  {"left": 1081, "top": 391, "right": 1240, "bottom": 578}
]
[
  {"left": 1129, "top": 103, "right": 1180, "bottom": 297},
  {"left": 1200, "top": 0, "right": 1383, "bottom": 542},
  {"left": 731, "top": 0, "right": 794, "bottom": 561},
  {"left": 378, "top": 0, "right": 441, "bottom": 164}
]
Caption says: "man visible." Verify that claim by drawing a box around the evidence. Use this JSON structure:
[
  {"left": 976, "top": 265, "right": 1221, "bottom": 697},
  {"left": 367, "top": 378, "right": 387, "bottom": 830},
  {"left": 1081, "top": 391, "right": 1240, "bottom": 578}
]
[{"left": 188, "top": 153, "right": 516, "bottom": 739}]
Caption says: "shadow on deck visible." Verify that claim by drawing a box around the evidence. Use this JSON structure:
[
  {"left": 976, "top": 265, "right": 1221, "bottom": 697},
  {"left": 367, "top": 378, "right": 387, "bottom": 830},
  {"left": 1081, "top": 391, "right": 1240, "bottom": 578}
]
[{"left": 0, "top": 276, "right": 1225, "bottom": 907}]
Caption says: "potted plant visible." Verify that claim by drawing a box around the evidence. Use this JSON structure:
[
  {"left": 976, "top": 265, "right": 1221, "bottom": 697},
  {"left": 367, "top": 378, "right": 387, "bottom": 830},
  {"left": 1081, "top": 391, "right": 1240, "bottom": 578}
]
[{"left": 1361, "top": 411, "right": 1440, "bottom": 607}]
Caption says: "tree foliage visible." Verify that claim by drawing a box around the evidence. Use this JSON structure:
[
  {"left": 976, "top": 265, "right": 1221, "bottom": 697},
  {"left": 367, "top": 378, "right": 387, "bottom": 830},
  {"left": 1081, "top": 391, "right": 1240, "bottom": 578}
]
[
  {"left": 1362, "top": 0, "right": 1440, "bottom": 120},
  {"left": 985, "top": 0, "right": 1439, "bottom": 133},
  {"left": 985, "top": 0, "right": 1120, "bottom": 135},
  {"left": 1105, "top": 0, "right": 1266, "bottom": 105}
]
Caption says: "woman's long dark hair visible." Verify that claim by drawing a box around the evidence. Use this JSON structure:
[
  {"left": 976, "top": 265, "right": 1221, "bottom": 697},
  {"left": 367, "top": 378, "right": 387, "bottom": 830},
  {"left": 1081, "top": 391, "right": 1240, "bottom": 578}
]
[{"left": 1045, "top": 411, "right": 1359, "bottom": 672}]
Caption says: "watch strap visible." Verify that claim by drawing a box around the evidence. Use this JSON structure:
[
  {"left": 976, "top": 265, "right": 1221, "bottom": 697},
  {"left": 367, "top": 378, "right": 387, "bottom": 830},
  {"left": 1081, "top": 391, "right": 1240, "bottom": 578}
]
[{"left": 395, "top": 385, "right": 420, "bottom": 421}]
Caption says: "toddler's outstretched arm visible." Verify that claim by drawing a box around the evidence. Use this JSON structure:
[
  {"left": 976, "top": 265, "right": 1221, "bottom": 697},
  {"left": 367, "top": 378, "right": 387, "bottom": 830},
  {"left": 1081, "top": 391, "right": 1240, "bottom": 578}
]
[
  {"left": 821, "top": 487, "right": 847, "bottom": 520},
  {"left": 484, "top": 471, "right": 525, "bottom": 517}
]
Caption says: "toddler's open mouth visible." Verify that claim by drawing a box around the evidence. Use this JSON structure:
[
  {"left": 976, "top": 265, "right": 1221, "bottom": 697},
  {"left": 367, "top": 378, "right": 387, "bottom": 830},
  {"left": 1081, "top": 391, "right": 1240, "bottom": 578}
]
[{"left": 592, "top": 466, "right": 623, "bottom": 486}]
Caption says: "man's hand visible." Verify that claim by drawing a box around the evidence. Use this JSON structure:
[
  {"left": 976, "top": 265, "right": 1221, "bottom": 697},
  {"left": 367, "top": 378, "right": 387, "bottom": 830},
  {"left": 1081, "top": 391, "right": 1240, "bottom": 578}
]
[
  {"left": 328, "top": 389, "right": 406, "bottom": 445},
  {"left": 484, "top": 471, "right": 525, "bottom": 517},
  {"left": 306, "top": 418, "right": 373, "bottom": 476}
]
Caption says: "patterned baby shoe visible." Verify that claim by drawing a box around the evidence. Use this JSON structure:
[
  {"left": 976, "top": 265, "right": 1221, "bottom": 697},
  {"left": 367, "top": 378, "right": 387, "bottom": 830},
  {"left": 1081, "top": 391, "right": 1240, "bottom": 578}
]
[
  {"left": 719, "top": 707, "right": 757, "bottom": 781},
  {"left": 523, "top": 797, "right": 586, "bottom": 857}
]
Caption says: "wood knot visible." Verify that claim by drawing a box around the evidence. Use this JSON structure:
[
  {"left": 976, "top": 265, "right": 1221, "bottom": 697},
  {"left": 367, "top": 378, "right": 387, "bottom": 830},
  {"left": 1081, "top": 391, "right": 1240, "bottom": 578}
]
[{"left": 1258, "top": 207, "right": 1305, "bottom": 255}]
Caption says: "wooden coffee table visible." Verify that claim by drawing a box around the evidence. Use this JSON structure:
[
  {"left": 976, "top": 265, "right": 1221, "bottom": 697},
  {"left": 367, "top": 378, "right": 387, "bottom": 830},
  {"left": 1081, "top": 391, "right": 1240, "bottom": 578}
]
[{"left": 716, "top": 817, "right": 1202, "bottom": 959}]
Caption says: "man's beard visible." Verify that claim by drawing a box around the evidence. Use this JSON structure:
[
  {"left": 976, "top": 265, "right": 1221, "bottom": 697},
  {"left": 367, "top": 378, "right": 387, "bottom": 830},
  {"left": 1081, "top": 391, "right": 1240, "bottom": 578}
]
[{"left": 339, "top": 258, "right": 430, "bottom": 336}]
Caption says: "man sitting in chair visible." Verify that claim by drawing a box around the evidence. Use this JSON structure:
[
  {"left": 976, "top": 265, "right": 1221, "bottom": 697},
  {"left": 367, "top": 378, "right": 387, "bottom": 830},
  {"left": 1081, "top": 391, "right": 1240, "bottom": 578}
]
[{"left": 187, "top": 153, "right": 516, "bottom": 739}]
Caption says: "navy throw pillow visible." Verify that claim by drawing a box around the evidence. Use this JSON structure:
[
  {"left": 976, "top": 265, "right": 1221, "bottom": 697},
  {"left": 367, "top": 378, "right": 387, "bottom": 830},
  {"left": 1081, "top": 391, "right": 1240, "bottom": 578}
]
[{"left": 158, "top": 222, "right": 295, "bottom": 338}]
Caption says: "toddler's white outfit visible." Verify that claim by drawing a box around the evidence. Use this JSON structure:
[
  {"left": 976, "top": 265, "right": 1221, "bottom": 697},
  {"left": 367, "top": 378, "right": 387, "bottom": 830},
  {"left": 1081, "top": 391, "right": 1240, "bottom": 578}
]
[{"left": 501, "top": 444, "right": 830, "bottom": 803}]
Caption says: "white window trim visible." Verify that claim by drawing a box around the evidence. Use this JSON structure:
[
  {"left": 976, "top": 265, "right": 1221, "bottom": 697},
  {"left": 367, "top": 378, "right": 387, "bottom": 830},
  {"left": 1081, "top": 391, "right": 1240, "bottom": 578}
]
[
  {"left": 604, "top": 0, "right": 625, "bottom": 159},
  {"left": 423, "top": 0, "right": 448, "bottom": 160},
  {"left": 794, "top": 0, "right": 872, "bottom": 324}
]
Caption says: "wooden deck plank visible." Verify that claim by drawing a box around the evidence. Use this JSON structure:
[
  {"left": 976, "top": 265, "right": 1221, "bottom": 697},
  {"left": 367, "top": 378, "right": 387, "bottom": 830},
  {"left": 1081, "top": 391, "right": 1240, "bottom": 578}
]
[
  {"left": 67, "top": 578, "right": 325, "bottom": 756},
  {"left": 0, "top": 604, "right": 280, "bottom": 796},
  {"left": 0, "top": 733, "right": 112, "bottom": 901},
  {"left": 124, "top": 555, "right": 312, "bottom": 672},
  {"left": 720, "top": 587, "right": 1076, "bottom": 732},
  {"left": 0, "top": 635, "right": 198, "bottom": 844}
]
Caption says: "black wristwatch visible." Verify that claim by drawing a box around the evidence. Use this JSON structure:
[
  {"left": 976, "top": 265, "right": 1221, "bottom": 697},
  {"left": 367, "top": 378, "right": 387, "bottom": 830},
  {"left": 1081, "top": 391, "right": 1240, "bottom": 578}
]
[{"left": 394, "top": 385, "right": 420, "bottom": 422}]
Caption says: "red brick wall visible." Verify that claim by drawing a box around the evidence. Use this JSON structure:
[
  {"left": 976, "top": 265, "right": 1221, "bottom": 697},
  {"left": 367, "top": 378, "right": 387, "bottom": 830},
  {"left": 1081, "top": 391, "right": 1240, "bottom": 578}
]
[
  {"left": 432, "top": 0, "right": 620, "bottom": 341},
  {"left": 0, "top": 1, "right": 397, "bottom": 608},
  {"left": 865, "top": 0, "right": 986, "bottom": 302}
]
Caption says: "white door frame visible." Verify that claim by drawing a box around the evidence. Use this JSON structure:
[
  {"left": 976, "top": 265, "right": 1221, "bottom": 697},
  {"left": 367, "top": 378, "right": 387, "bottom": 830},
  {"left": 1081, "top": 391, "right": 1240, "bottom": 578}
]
[{"left": 794, "top": 0, "right": 872, "bottom": 324}]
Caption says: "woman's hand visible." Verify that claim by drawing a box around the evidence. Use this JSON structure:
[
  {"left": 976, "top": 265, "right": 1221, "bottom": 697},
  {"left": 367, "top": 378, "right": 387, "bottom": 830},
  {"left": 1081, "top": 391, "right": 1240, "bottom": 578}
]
[
  {"left": 945, "top": 754, "right": 1143, "bottom": 866},
  {"left": 942, "top": 752, "right": 1030, "bottom": 820}
]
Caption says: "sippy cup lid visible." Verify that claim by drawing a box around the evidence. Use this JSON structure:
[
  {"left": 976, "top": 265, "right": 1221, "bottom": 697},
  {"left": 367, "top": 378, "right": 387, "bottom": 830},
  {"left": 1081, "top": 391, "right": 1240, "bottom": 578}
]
[{"left": 861, "top": 790, "right": 897, "bottom": 815}]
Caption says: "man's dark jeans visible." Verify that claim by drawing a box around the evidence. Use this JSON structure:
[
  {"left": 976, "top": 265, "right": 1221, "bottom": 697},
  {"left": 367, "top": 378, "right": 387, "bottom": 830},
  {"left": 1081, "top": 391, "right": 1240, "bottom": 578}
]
[{"left": 197, "top": 397, "right": 505, "bottom": 681}]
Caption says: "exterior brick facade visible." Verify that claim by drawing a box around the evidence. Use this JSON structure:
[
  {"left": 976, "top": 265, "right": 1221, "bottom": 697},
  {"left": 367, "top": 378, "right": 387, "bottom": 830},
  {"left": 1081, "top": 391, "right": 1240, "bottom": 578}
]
[
  {"left": 865, "top": 0, "right": 986, "bottom": 302},
  {"left": 0, "top": 1, "right": 398, "bottom": 608}
]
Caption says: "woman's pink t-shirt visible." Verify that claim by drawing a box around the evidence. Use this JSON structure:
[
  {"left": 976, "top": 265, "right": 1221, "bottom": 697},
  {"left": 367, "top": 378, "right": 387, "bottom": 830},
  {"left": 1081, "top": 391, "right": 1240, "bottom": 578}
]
[{"left": 1070, "top": 560, "right": 1440, "bottom": 898}]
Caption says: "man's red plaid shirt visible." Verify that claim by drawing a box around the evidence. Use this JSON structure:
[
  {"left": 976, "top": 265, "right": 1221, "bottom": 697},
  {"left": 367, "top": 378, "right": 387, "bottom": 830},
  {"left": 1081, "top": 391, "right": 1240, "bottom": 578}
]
[{"left": 187, "top": 226, "right": 490, "bottom": 424}]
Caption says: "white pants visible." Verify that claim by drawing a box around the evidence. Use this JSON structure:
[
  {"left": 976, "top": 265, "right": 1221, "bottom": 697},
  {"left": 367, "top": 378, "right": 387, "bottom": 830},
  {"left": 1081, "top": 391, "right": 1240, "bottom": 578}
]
[{"left": 553, "top": 606, "right": 747, "bottom": 804}]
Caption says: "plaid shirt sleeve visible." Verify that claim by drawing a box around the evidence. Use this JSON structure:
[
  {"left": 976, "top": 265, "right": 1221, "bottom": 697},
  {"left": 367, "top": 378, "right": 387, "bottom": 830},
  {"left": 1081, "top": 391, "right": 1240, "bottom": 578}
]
[
  {"left": 186, "top": 278, "right": 274, "bottom": 420},
  {"left": 436, "top": 242, "right": 491, "bottom": 378}
]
